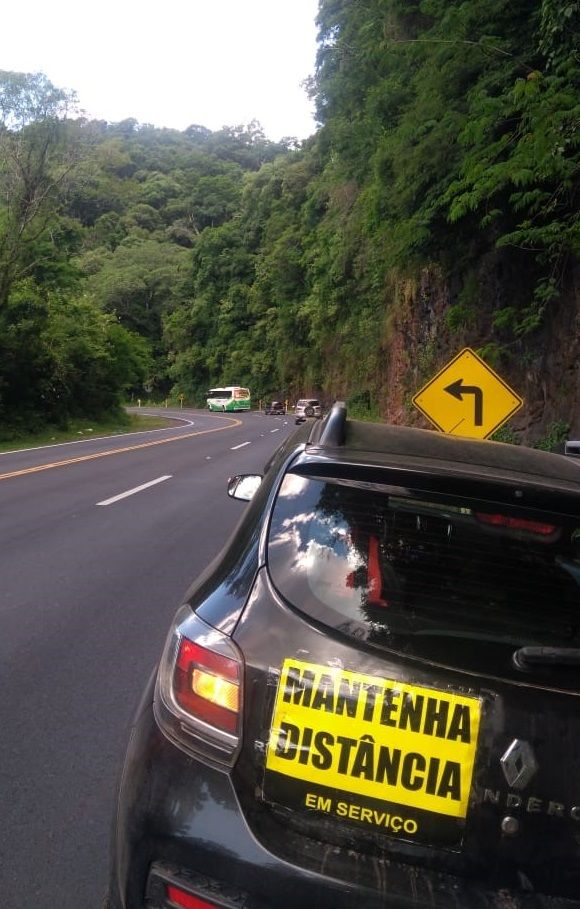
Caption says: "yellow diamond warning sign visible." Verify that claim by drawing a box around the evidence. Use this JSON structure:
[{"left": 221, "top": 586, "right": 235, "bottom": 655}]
[{"left": 412, "top": 348, "right": 523, "bottom": 439}]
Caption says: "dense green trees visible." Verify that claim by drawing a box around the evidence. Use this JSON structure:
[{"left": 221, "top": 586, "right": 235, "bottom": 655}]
[
  {"left": 1, "top": 1, "right": 578, "bottom": 433},
  {"left": 165, "top": 0, "right": 578, "bottom": 408},
  {"left": 0, "top": 71, "right": 80, "bottom": 308},
  {"left": 0, "top": 73, "right": 152, "bottom": 434},
  {"left": 0, "top": 71, "right": 292, "bottom": 432}
]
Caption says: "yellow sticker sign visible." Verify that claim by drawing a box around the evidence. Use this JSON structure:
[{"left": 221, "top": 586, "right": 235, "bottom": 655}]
[
  {"left": 265, "top": 659, "right": 481, "bottom": 841},
  {"left": 412, "top": 348, "right": 523, "bottom": 439}
]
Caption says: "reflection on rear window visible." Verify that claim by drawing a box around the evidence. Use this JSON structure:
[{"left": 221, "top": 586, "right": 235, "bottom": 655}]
[{"left": 267, "top": 474, "right": 580, "bottom": 660}]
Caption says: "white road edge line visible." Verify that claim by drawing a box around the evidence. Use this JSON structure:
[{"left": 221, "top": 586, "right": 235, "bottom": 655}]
[
  {"left": 97, "top": 475, "right": 172, "bottom": 506},
  {"left": 231, "top": 441, "right": 251, "bottom": 450},
  {"left": 0, "top": 418, "right": 196, "bottom": 458}
]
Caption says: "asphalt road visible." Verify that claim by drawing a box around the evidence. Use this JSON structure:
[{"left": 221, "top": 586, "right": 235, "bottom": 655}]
[{"left": 0, "top": 408, "right": 297, "bottom": 908}]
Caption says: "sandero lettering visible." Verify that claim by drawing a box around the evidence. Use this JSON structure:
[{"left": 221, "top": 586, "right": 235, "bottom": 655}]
[
  {"left": 281, "top": 663, "right": 474, "bottom": 743},
  {"left": 482, "top": 790, "right": 580, "bottom": 822}
]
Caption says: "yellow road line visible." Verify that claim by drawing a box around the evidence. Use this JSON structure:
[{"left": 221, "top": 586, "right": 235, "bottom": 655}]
[{"left": 0, "top": 417, "right": 242, "bottom": 482}]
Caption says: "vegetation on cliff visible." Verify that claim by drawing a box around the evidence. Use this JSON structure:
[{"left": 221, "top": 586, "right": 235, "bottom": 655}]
[{"left": 0, "top": 0, "right": 578, "bottom": 434}]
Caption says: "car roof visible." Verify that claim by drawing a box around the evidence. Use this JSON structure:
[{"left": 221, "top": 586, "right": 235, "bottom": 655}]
[{"left": 298, "top": 402, "right": 580, "bottom": 496}]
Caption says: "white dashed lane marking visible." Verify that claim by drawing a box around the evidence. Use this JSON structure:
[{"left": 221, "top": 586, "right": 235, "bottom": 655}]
[{"left": 97, "top": 475, "right": 172, "bottom": 506}]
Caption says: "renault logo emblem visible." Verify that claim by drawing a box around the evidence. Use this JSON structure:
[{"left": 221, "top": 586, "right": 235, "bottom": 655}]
[{"left": 500, "top": 739, "right": 538, "bottom": 790}]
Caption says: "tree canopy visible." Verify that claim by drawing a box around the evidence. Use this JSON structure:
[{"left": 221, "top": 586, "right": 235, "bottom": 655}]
[{"left": 0, "top": 1, "right": 578, "bottom": 436}]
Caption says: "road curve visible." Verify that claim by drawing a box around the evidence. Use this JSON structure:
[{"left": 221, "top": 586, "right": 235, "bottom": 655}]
[{"left": 0, "top": 409, "right": 240, "bottom": 480}]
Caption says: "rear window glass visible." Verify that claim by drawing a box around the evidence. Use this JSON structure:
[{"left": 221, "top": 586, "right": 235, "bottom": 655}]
[{"left": 267, "top": 474, "right": 580, "bottom": 668}]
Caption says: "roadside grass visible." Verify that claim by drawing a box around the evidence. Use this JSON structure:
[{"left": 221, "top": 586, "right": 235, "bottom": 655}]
[
  {"left": 346, "top": 404, "right": 383, "bottom": 422},
  {"left": 0, "top": 413, "right": 172, "bottom": 454}
]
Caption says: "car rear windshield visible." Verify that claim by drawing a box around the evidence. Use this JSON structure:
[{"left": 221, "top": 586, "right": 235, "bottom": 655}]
[{"left": 267, "top": 472, "right": 580, "bottom": 675}]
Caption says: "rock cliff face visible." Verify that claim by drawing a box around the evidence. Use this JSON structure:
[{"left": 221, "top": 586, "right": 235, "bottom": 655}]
[
  {"left": 518, "top": 265, "right": 580, "bottom": 442},
  {"left": 381, "top": 263, "right": 580, "bottom": 446}
]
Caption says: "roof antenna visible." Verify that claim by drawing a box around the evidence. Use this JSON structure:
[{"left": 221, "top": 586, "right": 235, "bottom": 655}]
[{"left": 316, "top": 401, "right": 347, "bottom": 447}]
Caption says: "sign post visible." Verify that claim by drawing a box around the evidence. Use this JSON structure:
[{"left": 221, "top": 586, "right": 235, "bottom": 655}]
[{"left": 412, "top": 348, "right": 523, "bottom": 439}]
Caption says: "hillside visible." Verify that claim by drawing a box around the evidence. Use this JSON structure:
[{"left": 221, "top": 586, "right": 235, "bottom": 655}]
[{"left": 0, "top": 0, "right": 578, "bottom": 444}]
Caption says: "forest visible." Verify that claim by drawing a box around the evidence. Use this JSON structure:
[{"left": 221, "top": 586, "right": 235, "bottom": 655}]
[{"left": 0, "top": 0, "right": 578, "bottom": 442}]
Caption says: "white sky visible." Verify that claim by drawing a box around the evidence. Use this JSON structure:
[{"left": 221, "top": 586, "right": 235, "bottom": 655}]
[{"left": 1, "top": 0, "right": 320, "bottom": 141}]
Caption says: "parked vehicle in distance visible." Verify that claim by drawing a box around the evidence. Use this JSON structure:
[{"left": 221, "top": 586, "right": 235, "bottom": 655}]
[
  {"left": 206, "top": 386, "right": 251, "bottom": 412},
  {"left": 265, "top": 400, "right": 285, "bottom": 415},
  {"left": 107, "top": 404, "right": 580, "bottom": 908},
  {"left": 294, "top": 397, "right": 322, "bottom": 423}
]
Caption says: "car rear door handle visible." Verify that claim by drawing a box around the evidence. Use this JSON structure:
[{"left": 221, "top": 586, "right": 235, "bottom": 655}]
[{"left": 513, "top": 646, "right": 580, "bottom": 668}]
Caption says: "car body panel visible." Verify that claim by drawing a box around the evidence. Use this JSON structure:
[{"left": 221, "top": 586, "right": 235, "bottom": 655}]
[
  {"left": 232, "top": 570, "right": 580, "bottom": 898},
  {"left": 109, "top": 414, "right": 580, "bottom": 907},
  {"left": 112, "top": 633, "right": 580, "bottom": 907}
]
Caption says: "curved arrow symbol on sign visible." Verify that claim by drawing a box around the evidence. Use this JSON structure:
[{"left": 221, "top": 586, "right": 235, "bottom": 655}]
[{"left": 444, "top": 379, "right": 483, "bottom": 427}]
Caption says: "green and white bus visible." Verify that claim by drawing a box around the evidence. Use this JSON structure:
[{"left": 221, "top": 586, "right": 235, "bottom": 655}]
[{"left": 206, "top": 386, "right": 251, "bottom": 412}]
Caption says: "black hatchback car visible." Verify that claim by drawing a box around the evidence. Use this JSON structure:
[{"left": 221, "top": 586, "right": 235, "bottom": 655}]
[{"left": 107, "top": 404, "right": 580, "bottom": 909}]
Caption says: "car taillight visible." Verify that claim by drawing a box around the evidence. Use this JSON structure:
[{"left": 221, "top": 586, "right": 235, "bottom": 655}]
[
  {"left": 166, "top": 884, "right": 219, "bottom": 909},
  {"left": 475, "top": 512, "right": 558, "bottom": 536},
  {"left": 174, "top": 638, "right": 240, "bottom": 733},
  {"left": 155, "top": 606, "right": 243, "bottom": 763}
]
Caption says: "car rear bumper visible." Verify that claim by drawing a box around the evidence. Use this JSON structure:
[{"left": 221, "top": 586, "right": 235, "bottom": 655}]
[{"left": 109, "top": 690, "right": 580, "bottom": 909}]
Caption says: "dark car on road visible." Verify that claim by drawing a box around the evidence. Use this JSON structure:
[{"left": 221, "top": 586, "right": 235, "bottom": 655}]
[
  {"left": 264, "top": 401, "right": 285, "bottom": 416},
  {"left": 107, "top": 404, "right": 580, "bottom": 908}
]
